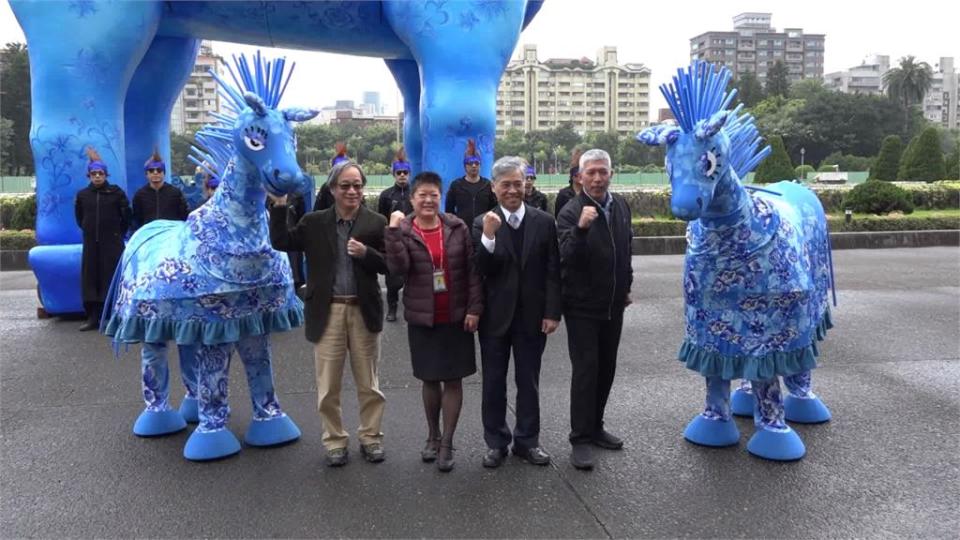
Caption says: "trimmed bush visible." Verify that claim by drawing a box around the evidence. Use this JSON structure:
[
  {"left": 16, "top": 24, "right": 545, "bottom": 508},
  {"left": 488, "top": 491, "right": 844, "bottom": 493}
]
[
  {"left": 819, "top": 151, "right": 874, "bottom": 172},
  {"left": 843, "top": 180, "right": 915, "bottom": 215},
  {"left": 898, "top": 127, "right": 946, "bottom": 181},
  {"left": 946, "top": 143, "right": 959, "bottom": 180},
  {"left": 827, "top": 214, "right": 959, "bottom": 232},
  {"left": 0, "top": 229, "right": 36, "bottom": 250},
  {"left": 0, "top": 195, "right": 36, "bottom": 230},
  {"left": 795, "top": 165, "right": 815, "bottom": 180},
  {"left": 869, "top": 135, "right": 903, "bottom": 181},
  {"left": 754, "top": 135, "right": 795, "bottom": 183}
]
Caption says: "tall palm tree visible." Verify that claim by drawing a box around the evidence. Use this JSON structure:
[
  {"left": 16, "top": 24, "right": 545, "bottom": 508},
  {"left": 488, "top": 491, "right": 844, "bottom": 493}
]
[{"left": 883, "top": 56, "right": 933, "bottom": 131}]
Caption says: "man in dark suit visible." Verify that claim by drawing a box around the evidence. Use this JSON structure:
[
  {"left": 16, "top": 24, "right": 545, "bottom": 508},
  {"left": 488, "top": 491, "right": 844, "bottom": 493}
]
[
  {"left": 472, "top": 156, "right": 561, "bottom": 468},
  {"left": 269, "top": 161, "right": 388, "bottom": 468}
]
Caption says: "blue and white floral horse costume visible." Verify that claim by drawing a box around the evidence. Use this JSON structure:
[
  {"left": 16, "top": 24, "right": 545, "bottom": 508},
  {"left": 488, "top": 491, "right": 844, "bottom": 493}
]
[
  {"left": 639, "top": 61, "right": 834, "bottom": 461},
  {"left": 102, "top": 53, "right": 318, "bottom": 461}
]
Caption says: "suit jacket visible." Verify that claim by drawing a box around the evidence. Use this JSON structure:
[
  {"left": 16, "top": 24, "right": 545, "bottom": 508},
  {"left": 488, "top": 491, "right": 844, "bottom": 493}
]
[
  {"left": 472, "top": 204, "right": 562, "bottom": 338},
  {"left": 269, "top": 204, "right": 387, "bottom": 343}
]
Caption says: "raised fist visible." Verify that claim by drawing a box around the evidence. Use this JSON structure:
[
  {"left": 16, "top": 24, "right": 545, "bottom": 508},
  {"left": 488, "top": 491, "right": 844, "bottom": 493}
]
[
  {"left": 578, "top": 206, "right": 598, "bottom": 229},
  {"left": 482, "top": 211, "right": 502, "bottom": 239},
  {"left": 389, "top": 210, "right": 405, "bottom": 228}
]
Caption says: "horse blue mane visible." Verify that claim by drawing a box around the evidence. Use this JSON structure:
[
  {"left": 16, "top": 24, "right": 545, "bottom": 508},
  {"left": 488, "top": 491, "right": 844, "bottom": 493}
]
[
  {"left": 188, "top": 52, "right": 296, "bottom": 178},
  {"left": 660, "top": 60, "right": 771, "bottom": 178}
]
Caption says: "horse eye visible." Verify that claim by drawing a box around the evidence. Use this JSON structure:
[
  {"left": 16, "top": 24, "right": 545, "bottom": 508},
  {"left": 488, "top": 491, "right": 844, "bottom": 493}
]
[
  {"left": 244, "top": 135, "right": 265, "bottom": 151},
  {"left": 702, "top": 151, "right": 717, "bottom": 178}
]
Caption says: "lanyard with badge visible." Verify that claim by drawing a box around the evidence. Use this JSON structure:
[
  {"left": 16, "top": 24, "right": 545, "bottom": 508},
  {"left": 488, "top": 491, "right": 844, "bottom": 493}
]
[{"left": 414, "top": 222, "right": 447, "bottom": 293}]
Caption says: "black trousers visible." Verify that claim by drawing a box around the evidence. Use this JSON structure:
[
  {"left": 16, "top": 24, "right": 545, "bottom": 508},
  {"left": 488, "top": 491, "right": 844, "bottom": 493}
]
[
  {"left": 479, "top": 314, "right": 547, "bottom": 451},
  {"left": 386, "top": 273, "right": 404, "bottom": 306},
  {"left": 565, "top": 311, "right": 624, "bottom": 444},
  {"left": 84, "top": 301, "right": 103, "bottom": 323}
]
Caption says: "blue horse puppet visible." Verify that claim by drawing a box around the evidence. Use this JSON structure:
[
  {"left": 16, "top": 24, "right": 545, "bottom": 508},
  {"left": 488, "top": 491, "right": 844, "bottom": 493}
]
[
  {"left": 102, "top": 53, "right": 319, "bottom": 461},
  {"left": 638, "top": 61, "right": 834, "bottom": 461}
]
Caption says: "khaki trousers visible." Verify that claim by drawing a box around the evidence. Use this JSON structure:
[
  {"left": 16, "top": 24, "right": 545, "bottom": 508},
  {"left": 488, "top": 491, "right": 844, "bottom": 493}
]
[{"left": 313, "top": 302, "right": 385, "bottom": 450}]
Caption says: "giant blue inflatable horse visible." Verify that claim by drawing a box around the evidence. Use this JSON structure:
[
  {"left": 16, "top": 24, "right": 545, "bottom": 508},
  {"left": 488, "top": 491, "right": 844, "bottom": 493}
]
[
  {"left": 11, "top": 0, "right": 543, "bottom": 315},
  {"left": 638, "top": 61, "right": 834, "bottom": 461},
  {"left": 102, "top": 53, "right": 318, "bottom": 461}
]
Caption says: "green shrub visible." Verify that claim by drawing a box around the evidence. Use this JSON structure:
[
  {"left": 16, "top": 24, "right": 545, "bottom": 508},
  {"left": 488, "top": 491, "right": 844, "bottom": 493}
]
[
  {"left": 0, "top": 229, "right": 36, "bottom": 250},
  {"left": 898, "top": 127, "right": 947, "bottom": 181},
  {"left": 828, "top": 214, "right": 959, "bottom": 232},
  {"left": 794, "top": 165, "right": 815, "bottom": 180},
  {"left": 869, "top": 135, "right": 903, "bottom": 181},
  {"left": 754, "top": 135, "right": 795, "bottom": 183},
  {"left": 843, "top": 180, "right": 915, "bottom": 215},
  {"left": 945, "top": 142, "right": 959, "bottom": 179},
  {"left": 0, "top": 195, "right": 36, "bottom": 230},
  {"left": 819, "top": 151, "right": 874, "bottom": 172}
]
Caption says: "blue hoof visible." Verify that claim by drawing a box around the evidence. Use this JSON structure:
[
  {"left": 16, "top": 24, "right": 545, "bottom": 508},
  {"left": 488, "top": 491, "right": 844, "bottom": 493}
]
[
  {"left": 133, "top": 409, "right": 187, "bottom": 437},
  {"left": 244, "top": 415, "right": 301, "bottom": 447},
  {"left": 179, "top": 397, "right": 199, "bottom": 424},
  {"left": 183, "top": 429, "right": 241, "bottom": 461},
  {"left": 730, "top": 388, "right": 755, "bottom": 417},
  {"left": 683, "top": 414, "right": 740, "bottom": 447},
  {"left": 747, "top": 427, "right": 806, "bottom": 461},
  {"left": 784, "top": 394, "right": 832, "bottom": 424}
]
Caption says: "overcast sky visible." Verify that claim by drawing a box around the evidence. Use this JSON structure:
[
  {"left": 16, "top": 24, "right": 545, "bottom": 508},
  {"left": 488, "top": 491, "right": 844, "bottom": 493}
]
[{"left": 2, "top": 1, "right": 957, "bottom": 121}]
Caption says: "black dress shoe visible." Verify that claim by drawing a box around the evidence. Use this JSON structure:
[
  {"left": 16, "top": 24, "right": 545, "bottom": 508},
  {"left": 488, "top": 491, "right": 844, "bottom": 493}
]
[
  {"left": 514, "top": 446, "right": 551, "bottom": 466},
  {"left": 482, "top": 447, "right": 508, "bottom": 468},
  {"left": 437, "top": 445, "right": 455, "bottom": 472},
  {"left": 570, "top": 444, "right": 594, "bottom": 470},
  {"left": 78, "top": 320, "right": 98, "bottom": 332},
  {"left": 386, "top": 304, "right": 398, "bottom": 322},
  {"left": 592, "top": 430, "right": 624, "bottom": 450}
]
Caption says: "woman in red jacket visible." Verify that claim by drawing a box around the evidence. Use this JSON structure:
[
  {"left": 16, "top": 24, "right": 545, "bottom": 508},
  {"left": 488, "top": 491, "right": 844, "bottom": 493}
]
[{"left": 386, "top": 172, "right": 483, "bottom": 472}]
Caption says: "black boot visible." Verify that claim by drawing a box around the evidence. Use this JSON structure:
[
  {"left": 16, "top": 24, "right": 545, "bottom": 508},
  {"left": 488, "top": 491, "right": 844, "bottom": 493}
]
[
  {"left": 386, "top": 303, "right": 398, "bottom": 322},
  {"left": 78, "top": 319, "right": 98, "bottom": 332}
]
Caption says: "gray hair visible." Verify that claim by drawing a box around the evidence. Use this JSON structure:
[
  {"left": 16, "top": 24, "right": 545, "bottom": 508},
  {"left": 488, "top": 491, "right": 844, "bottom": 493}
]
[
  {"left": 491, "top": 156, "right": 527, "bottom": 181},
  {"left": 579, "top": 148, "right": 612, "bottom": 170},
  {"left": 326, "top": 160, "right": 367, "bottom": 188}
]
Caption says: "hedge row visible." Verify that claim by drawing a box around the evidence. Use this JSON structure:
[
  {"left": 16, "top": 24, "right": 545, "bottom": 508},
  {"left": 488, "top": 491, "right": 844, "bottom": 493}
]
[{"left": 632, "top": 214, "right": 960, "bottom": 236}]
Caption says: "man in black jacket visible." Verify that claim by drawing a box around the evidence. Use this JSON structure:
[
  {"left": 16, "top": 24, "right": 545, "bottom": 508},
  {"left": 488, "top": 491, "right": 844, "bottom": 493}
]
[
  {"left": 74, "top": 148, "right": 131, "bottom": 331},
  {"left": 269, "top": 161, "right": 388, "bottom": 467},
  {"left": 556, "top": 148, "right": 633, "bottom": 471},
  {"left": 130, "top": 150, "right": 188, "bottom": 232},
  {"left": 522, "top": 165, "right": 548, "bottom": 212},
  {"left": 377, "top": 148, "right": 414, "bottom": 322},
  {"left": 445, "top": 138, "right": 496, "bottom": 227},
  {"left": 473, "top": 156, "right": 561, "bottom": 468},
  {"left": 554, "top": 149, "right": 583, "bottom": 219}
]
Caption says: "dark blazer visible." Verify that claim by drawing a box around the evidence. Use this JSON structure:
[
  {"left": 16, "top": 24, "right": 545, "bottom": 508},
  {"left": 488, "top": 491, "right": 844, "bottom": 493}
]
[
  {"left": 472, "top": 204, "right": 561, "bottom": 338},
  {"left": 556, "top": 191, "right": 633, "bottom": 320},
  {"left": 269, "top": 204, "right": 388, "bottom": 343}
]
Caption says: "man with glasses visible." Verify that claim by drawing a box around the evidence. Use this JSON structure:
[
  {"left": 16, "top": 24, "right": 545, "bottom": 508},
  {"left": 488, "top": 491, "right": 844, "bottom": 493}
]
[
  {"left": 269, "top": 160, "right": 389, "bottom": 467},
  {"left": 377, "top": 147, "right": 414, "bottom": 322},
  {"left": 556, "top": 149, "right": 633, "bottom": 470},
  {"left": 74, "top": 147, "right": 131, "bottom": 331},
  {"left": 131, "top": 149, "right": 189, "bottom": 232}
]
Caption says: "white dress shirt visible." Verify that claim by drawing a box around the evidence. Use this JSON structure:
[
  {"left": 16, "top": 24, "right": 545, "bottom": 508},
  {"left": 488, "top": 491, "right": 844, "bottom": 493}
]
[{"left": 481, "top": 204, "right": 526, "bottom": 253}]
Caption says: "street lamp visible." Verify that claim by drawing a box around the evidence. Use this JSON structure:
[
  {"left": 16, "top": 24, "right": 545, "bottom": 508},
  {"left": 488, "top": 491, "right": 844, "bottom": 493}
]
[{"left": 800, "top": 147, "right": 806, "bottom": 180}]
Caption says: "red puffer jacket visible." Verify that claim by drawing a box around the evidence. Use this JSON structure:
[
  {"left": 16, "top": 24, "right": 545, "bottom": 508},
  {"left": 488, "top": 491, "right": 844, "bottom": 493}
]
[{"left": 385, "top": 213, "right": 483, "bottom": 327}]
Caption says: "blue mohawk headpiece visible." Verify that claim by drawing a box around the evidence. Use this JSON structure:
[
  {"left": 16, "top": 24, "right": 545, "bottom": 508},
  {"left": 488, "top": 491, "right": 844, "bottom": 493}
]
[{"left": 660, "top": 60, "right": 737, "bottom": 133}]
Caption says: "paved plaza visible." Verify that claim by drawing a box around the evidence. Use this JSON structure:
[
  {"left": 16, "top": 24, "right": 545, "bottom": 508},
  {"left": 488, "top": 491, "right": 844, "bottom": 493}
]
[{"left": 1, "top": 247, "right": 958, "bottom": 538}]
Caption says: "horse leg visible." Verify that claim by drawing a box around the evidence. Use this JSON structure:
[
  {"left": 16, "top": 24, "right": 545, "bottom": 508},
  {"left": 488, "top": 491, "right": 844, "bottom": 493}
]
[
  {"left": 132, "top": 342, "right": 187, "bottom": 436},
  {"left": 746, "top": 377, "right": 806, "bottom": 461},
  {"left": 385, "top": 59, "right": 423, "bottom": 174},
  {"left": 183, "top": 343, "right": 241, "bottom": 461},
  {"left": 124, "top": 36, "right": 200, "bottom": 193},
  {"left": 383, "top": 1, "right": 526, "bottom": 190},
  {"left": 683, "top": 376, "right": 739, "bottom": 447},
  {"left": 783, "top": 370, "right": 832, "bottom": 424},
  {"left": 730, "top": 379, "right": 755, "bottom": 417},
  {"left": 176, "top": 343, "right": 199, "bottom": 423},
  {"left": 10, "top": 0, "right": 162, "bottom": 315},
  {"left": 235, "top": 334, "right": 301, "bottom": 447}
]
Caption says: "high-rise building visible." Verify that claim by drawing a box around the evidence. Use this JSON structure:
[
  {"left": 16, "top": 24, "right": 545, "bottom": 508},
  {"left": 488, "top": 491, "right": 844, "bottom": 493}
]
[
  {"left": 362, "top": 91, "right": 382, "bottom": 115},
  {"left": 495, "top": 44, "right": 651, "bottom": 136},
  {"left": 824, "top": 55, "right": 890, "bottom": 96},
  {"left": 170, "top": 41, "right": 223, "bottom": 134},
  {"left": 923, "top": 57, "right": 959, "bottom": 130},
  {"left": 689, "top": 12, "right": 825, "bottom": 85}
]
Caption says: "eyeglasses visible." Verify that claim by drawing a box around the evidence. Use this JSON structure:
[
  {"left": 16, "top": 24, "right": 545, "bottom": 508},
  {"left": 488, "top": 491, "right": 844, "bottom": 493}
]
[
  {"left": 337, "top": 183, "right": 364, "bottom": 192},
  {"left": 395, "top": 170, "right": 409, "bottom": 176},
  {"left": 147, "top": 168, "right": 163, "bottom": 173},
  {"left": 89, "top": 171, "right": 106, "bottom": 177}
]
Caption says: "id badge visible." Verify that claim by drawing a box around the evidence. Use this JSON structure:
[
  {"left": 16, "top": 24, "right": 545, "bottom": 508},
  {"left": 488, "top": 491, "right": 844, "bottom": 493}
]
[{"left": 432, "top": 270, "right": 448, "bottom": 292}]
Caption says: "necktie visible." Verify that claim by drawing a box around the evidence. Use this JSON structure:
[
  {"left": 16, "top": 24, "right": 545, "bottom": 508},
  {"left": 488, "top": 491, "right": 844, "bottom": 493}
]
[{"left": 508, "top": 213, "right": 520, "bottom": 230}]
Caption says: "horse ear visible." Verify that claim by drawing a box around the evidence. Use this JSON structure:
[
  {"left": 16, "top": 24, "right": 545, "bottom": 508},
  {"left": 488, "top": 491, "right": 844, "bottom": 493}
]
[
  {"left": 637, "top": 126, "right": 680, "bottom": 147},
  {"left": 243, "top": 92, "right": 268, "bottom": 117},
  {"left": 283, "top": 107, "right": 320, "bottom": 123},
  {"left": 696, "top": 110, "right": 729, "bottom": 141}
]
